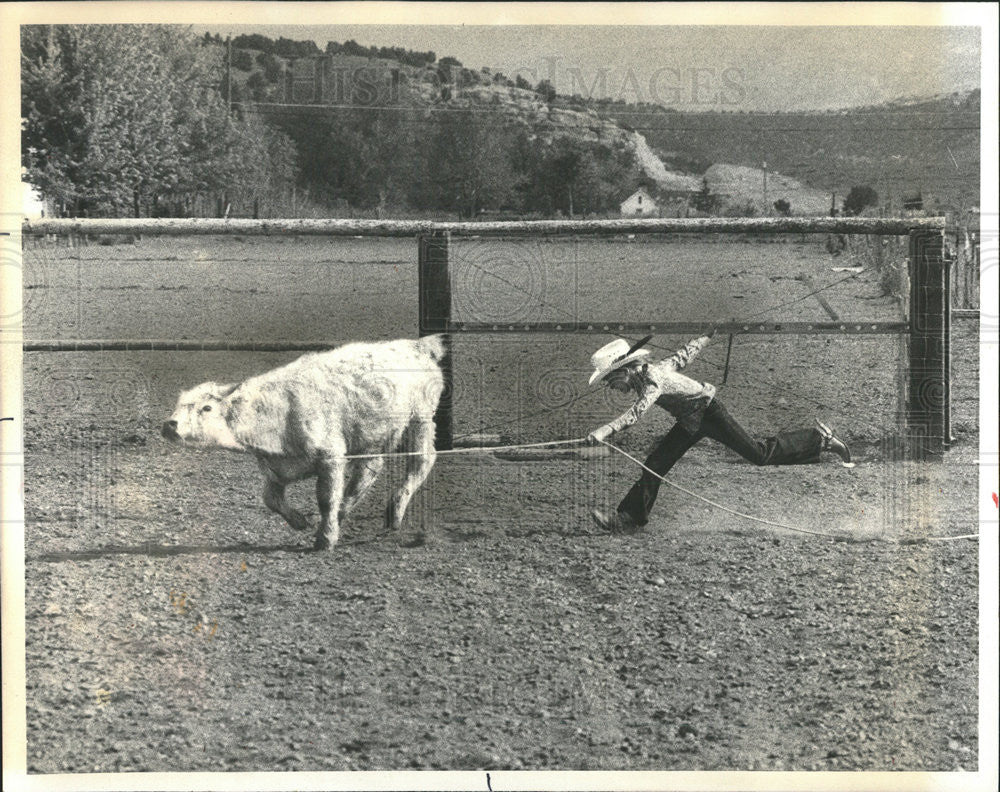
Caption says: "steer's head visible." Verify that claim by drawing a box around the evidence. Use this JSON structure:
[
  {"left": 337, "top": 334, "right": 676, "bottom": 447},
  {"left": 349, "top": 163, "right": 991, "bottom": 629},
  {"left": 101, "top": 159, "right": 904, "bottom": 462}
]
[{"left": 162, "top": 382, "right": 242, "bottom": 450}]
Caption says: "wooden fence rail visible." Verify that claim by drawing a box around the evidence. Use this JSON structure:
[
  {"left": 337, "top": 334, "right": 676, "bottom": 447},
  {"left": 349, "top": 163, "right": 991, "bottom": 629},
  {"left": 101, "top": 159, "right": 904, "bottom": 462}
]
[
  {"left": 17, "top": 216, "right": 956, "bottom": 456},
  {"left": 22, "top": 216, "right": 949, "bottom": 238}
]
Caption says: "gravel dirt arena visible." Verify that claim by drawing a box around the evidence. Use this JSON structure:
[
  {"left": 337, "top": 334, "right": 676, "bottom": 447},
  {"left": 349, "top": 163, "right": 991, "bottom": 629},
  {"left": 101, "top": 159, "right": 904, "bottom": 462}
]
[{"left": 20, "top": 235, "right": 979, "bottom": 772}]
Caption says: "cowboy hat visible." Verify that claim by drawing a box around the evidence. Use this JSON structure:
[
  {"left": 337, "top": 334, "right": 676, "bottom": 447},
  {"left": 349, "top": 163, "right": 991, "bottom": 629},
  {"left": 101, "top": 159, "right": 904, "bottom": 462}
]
[{"left": 588, "top": 335, "right": 653, "bottom": 385}]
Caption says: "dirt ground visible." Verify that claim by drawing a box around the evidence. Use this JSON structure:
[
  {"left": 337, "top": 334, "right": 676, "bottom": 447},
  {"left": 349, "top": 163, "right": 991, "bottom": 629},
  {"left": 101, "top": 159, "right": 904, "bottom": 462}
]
[{"left": 18, "top": 236, "right": 981, "bottom": 772}]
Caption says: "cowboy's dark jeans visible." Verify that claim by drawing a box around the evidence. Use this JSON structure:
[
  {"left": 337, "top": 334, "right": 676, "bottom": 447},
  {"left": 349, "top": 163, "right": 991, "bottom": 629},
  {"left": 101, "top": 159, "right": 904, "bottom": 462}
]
[{"left": 618, "top": 398, "right": 823, "bottom": 526}]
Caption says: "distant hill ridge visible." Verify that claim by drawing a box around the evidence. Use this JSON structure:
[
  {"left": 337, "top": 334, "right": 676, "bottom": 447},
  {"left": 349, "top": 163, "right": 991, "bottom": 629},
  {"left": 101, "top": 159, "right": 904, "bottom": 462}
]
[
  {"left": 229, "top": 40, "right": 686, "bottom": 199},
  {"left": 603, "top": 90, "right": 980, "bottom": 211},
  {"left": 226, "top": 33, "right": 979, "bottom": 214}
]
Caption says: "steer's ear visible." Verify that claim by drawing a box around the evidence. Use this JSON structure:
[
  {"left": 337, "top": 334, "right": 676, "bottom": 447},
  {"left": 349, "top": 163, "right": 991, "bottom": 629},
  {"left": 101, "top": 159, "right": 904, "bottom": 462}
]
[{"left": 217, "top": 382, "right": 239, "bottom": 399}]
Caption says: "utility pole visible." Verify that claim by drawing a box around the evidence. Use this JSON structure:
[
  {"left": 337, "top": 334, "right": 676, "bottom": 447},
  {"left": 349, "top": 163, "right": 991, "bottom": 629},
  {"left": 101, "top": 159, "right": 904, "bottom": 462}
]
[
  {"left": 223, "top": 34, "right": 232, "bottom": 219},
  {"left": 762, "top": 160, "right": 769, "bottom": 215},
  {"left": 225, "top": 35, "right": 232, "bottom": 112}
]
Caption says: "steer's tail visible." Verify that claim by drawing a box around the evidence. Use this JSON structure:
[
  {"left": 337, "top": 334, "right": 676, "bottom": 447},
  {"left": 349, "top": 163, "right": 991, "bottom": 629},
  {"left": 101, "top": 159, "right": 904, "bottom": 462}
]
[{"left": 417, "top": 333, "right": 447, "bottom": 363}]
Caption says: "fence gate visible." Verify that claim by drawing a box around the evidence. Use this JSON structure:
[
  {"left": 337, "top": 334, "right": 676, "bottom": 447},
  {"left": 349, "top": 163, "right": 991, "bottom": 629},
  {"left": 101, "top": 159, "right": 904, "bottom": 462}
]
[{"left": 22, "top": 216, "right": 953, "bottom": 457}]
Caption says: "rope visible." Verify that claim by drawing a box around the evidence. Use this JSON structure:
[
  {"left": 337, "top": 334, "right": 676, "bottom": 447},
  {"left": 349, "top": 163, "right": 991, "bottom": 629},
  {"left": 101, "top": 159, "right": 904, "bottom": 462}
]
[
  {"left": 596, "top": 437, "right": 842, "bottom": 538},
  {"left": 457, "top": 249, "right": 880, "bottom": 425},
  {"left": 452, "top": 388, "right": 604, "bottom": 443},
  {"left": 436, "top": 258, "right": 963, "bottom": 543},
  {"left": 450, "top": 253, "right": 927, "bottom": 531},
  {"left": 596, "top": 437, "right": 979, "bottom": 544},
  {"left": 340, "top": 437, "right": 587, "bottom": 460},
  {"left": 278, "top": 423, "right": 982, "bottom": 546},
  {"left": 740, "top": 272, "right": 861, "bottom": 322}
]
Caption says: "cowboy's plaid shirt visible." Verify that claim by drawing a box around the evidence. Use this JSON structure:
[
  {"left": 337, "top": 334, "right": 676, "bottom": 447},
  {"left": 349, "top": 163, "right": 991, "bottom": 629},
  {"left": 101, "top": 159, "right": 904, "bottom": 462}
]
[{"left": 606, "top": 335, "right": 717, "bottom": 434}]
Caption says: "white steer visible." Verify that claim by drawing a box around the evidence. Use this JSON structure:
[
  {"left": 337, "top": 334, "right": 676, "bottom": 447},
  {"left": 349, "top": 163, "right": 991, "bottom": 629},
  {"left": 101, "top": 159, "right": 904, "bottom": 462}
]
[{"left": 162, "top": 335, "right": 446, "bottom": 549}]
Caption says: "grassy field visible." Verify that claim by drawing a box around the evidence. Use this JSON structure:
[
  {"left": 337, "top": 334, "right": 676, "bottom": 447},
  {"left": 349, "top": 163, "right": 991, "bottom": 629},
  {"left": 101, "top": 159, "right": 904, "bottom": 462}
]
[{"left": 19, "top": 235, "right": 980, "bottom": 773}]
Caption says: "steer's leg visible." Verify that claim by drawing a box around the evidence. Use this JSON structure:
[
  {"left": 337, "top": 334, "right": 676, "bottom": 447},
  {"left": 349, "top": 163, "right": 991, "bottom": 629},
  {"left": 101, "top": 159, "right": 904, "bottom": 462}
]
[
  {"left": 385, "top": 419, "right": 436, "bottom": 532},
  {"left": 315, "top": 453, "right": 347, "bottom": 550},
  {"left": 339, "top": 457, "right": 385, "bottom": 523},
  {"left": 262, "top": 476, "right": 310, "bottom": 533}
]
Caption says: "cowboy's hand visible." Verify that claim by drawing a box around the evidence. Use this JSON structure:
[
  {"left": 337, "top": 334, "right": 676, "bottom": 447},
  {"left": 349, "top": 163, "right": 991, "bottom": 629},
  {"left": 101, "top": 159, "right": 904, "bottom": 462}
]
[{"left": 587, "top": 425, "right": 614, "bottom": 446}]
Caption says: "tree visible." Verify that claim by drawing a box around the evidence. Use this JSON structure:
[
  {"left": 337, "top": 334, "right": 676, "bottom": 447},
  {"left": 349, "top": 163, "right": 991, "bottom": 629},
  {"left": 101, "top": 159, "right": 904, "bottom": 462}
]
[
  {"left": 341, "top": 39, "right": 366, "bottom": 57},
  {"left": 232, "top": 49, "right": 254, "bottom": 71},
  {"left": 535, "top": 79, "right": 557, "bottom": 104},
  {"left": 260, "top": 53, "right": 282, "bottom": 83},
  {"left": 246, "top": 71, "right": 269, "bottom": 100},
  {"left": 513, "top": 137, "right": 637, "bottom": 216},
  {"left": 21, "top": 24, "right": 297, "bottom": 216},
  {"left": 842, "top": 185, "right": 879, "bottom": 216},
  {"left": 232, "top": 33, "right": 273, "bottom": 53},
  {"left": 692, "top": 177, "right": 719, "bottom": 214},
  {"left": 424, "top": 108, "right": 522, "bottom": 218},
  {"left": 434, "top": 56, "right": 463, "bottom": 86},
  {"left": 773, "top": 198, "right": 791, "bottom": 216}
]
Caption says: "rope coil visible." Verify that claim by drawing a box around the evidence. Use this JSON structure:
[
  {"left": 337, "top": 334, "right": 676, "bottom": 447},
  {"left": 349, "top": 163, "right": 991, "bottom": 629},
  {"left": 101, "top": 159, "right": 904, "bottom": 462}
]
[
  {"left": 340, "top": 437, "right": 587, "bottom": 460},
  {"left": 332, "top": 433, "right": 978, "bottom": 546},
  {"left": 596, "top": 437, "right": 979, "bottom": 544}
]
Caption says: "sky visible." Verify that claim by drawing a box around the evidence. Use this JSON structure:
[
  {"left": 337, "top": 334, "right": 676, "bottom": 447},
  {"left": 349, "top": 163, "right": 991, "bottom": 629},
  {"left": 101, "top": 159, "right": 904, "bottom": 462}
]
[{"left": 201, "top": 24, "right": 981, "bottom": 112}]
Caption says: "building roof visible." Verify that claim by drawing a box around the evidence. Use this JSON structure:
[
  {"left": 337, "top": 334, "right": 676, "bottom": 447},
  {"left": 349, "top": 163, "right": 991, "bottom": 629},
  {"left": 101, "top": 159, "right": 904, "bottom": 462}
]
[{"left": 619, "top": 186, "right": 657, "bottom": 204}]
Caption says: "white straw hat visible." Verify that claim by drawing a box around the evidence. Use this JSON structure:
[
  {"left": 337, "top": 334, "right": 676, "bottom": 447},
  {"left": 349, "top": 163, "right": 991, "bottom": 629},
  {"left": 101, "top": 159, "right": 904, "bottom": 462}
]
[{"left": 588, "top": 336, "right": 652, "bottom": 385}]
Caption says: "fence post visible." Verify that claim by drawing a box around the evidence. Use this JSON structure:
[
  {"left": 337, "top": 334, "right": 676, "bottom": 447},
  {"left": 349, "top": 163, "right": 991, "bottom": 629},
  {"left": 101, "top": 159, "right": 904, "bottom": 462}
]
[
  {"left": 315, "top": 56, "right": 324, "bottom": 103},
  {"left": 418, "top": 232, "right": 453, "bottom": 450},
  {"left": 907, "top": 229, "right": 950, "bottom": 456}
]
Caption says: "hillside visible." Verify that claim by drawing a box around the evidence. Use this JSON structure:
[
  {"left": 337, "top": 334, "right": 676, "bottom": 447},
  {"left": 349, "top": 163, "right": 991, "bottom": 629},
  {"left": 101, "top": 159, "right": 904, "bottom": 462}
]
[
  {"left": 229, "top": 45, "right": 688, "bottom": 205},
  {"left": 225, "top": 35, "right": 979, "bottom": 216},
  {"left": 703, "top": 163, "right": 831, "bottom": 216},
  {"left": 603, "top": 91, "right": 980, "bottom": 213}
]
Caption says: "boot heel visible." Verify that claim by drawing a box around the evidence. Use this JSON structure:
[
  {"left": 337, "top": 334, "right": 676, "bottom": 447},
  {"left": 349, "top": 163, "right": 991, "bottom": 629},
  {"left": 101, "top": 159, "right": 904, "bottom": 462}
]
[{"left": 816, "top": 420, "right": 851, "bottom": 464}]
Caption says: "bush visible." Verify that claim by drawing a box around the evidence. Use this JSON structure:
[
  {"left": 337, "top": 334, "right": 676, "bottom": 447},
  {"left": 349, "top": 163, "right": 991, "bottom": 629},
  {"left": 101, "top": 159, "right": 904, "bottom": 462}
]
[
  {"left": 536, "top": 79, "right": 557, "bottom": 104},
  {"left": 844, "top": 234, "right": 907, "bottom": 300},
  {"left": 246, "top": 71, "right": 268, "bottom": 100},
  {"left": 692, "top": 178, "right": 718, "bottom": 214},
  {"left": 843, "top": 185, "right": 879, "bottom": 216},
  {"left": 256, "top": 53, "right": 281, "bottom": 83}
]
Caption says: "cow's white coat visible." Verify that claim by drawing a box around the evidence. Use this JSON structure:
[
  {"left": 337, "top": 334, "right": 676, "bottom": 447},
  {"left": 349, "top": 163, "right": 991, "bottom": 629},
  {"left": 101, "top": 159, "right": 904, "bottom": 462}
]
[{"left": 163, "top": 336, "right": 446, "bottom": 549}]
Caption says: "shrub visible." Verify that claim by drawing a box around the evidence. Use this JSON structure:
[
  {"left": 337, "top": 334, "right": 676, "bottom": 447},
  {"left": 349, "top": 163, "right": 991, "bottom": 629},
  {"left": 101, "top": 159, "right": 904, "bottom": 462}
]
[{"left": 843, "top": 185, "right": 879, "bottom": 216}]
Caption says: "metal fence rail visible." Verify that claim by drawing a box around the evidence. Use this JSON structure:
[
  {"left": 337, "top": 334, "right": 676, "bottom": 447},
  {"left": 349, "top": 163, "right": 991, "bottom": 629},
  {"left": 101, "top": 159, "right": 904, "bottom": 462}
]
[{"left": 446, "top": 321, "right": 910, "bottom": 335}]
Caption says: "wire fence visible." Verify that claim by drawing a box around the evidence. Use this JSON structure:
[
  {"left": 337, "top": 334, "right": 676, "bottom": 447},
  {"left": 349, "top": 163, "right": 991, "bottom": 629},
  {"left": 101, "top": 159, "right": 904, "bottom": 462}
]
[{"left": 18, "top": 216, "right": 957, "bottom": 454}]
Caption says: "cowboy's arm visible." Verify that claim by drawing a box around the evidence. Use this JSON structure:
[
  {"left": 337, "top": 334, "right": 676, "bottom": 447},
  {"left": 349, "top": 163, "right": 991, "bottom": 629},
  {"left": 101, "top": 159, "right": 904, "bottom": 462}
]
[
  {"left": 666, "top": 330, "right": 715, "bottom": 370},
  {"left": 588, "top": 382, "right": 660, "bottom": 443}
]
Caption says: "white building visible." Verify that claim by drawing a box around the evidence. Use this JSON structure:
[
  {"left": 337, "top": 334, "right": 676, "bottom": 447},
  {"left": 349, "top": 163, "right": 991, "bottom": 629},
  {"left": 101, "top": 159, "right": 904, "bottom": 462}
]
[
  {"left": 23, "top": 180, "right": 48, "bottom": 220},
  {"left": 619, "top": 187, "right": 657, "bottom": 217}
]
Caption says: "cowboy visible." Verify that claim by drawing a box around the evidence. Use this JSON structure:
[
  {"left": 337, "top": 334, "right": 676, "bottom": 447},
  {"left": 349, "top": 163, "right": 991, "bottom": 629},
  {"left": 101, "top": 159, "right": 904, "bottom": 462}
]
[{"left": 586, "top": 332, "right": 851, "bottom": 533}]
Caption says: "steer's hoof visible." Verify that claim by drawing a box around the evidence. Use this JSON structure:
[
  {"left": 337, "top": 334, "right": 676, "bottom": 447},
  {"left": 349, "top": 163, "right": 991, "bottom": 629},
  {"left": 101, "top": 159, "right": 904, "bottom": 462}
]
[
  {"left": 397, "top": 530, "right": 426, "bottom": 548},
  {"left": 313, "top": 534, "right": 331, "bottom": 551}
]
